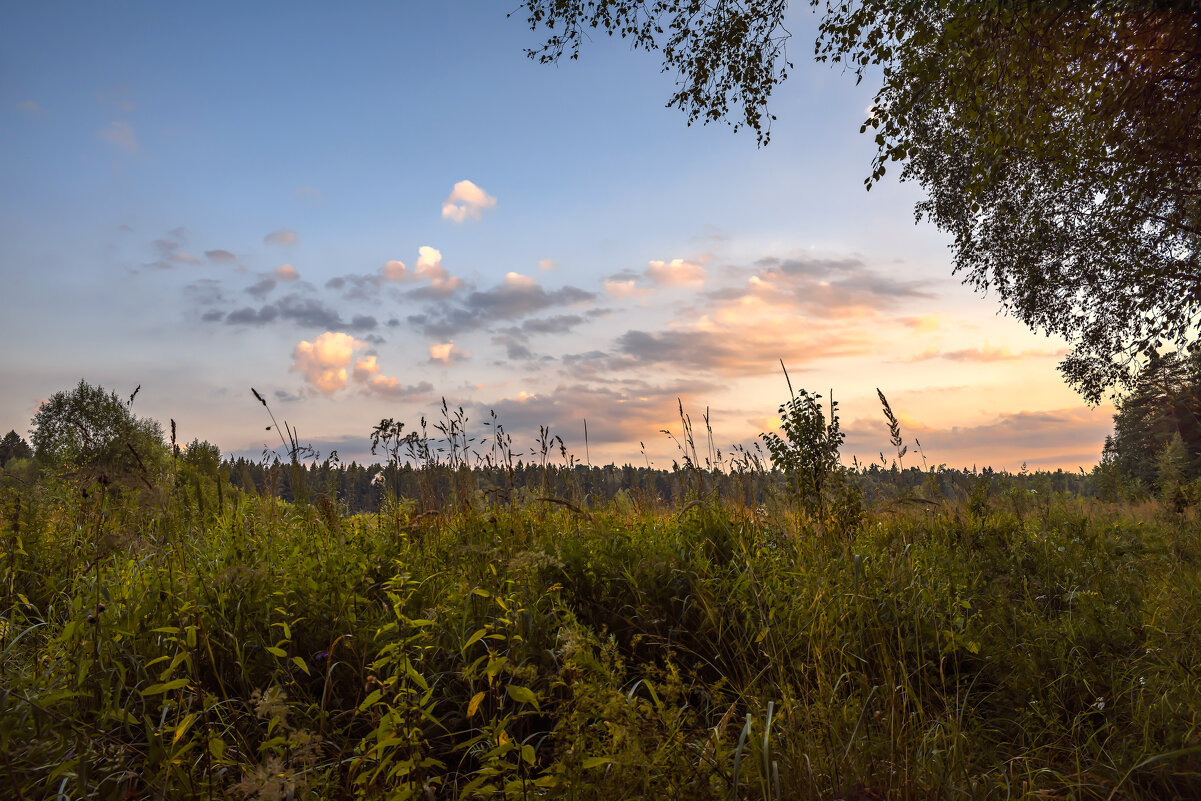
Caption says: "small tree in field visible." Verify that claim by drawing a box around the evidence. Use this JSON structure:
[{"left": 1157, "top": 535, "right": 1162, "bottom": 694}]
[
  {"left": 760, "top": 379, "right": 846, "bottom": 519},
  {"left": 30, "top": 380, "right": 167, "bottom": 485}
]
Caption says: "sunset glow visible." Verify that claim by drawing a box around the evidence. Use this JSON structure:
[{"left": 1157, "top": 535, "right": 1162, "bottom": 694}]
[{"left": 0, "top": 3, "right": 1114, "bottom": 471}]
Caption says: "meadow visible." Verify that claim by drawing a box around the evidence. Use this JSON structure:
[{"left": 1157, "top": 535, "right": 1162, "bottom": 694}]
[{"left": 2, "top": 402, "right": 1201, "bottom": 800}]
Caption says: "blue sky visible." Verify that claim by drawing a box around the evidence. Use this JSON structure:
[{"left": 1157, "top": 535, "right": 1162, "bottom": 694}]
[{"left": 0, "top": 1, "right": 1114, "bottom": 469}]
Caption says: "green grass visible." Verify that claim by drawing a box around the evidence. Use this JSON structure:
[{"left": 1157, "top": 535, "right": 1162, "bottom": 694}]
[{"left": 2, "top": 476, "right": 1201, "bottom": 800}]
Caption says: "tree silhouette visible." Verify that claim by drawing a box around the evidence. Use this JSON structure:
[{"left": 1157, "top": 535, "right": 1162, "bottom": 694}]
[{"left": 0, "top": 430, "right": 33, "bottom": 466}]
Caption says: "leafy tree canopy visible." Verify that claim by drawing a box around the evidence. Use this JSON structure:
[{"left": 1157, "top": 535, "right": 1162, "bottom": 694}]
[
  {"left": 516, "top": 1, "right": 1201, "bottom": 400},
  {"left": 182, "top": 438, "right": 223, "bottom": 477},
  {"left": 30, "top": 380, "right": 167, "bottom": 481}
]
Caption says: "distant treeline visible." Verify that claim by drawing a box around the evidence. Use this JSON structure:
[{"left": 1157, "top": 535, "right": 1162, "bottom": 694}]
[{"left": 219, "top": 455, "right": 1099, "bottom": 513}]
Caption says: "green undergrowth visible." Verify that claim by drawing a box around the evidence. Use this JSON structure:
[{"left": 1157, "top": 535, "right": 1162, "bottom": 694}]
[{"left": 2, "top": 480, "right": 1201, "bottom": 800}]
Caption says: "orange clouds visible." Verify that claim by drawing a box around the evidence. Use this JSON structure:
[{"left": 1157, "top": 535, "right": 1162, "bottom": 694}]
[
  {"left": 429, "top": 341, "right": 469, "bottom": 365},
  {"left": 275, "top": 264, "right": 299, "bottom": 281},
  {"left": 291, "top": 332, "right": 432, "bottom": 399},
  {"left": 377, "top": 247, "right": 461, "bottom": 295},
  {"left": 292, "top": 332, "right": 362, "bottom": 395},
  {"left": 843, "top": 405, "right": 1114, "bottom": 471},
  {"left": 381, "top": 260, "right": 407, "bottom": 281}
]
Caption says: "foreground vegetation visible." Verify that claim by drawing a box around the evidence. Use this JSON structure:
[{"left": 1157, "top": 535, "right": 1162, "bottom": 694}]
[
  {"left": 3, "top": 372, "right": 1200, "bottom": 799},
  {"left": 3, "top": 462, "right": 1201, "bottom": 799}
]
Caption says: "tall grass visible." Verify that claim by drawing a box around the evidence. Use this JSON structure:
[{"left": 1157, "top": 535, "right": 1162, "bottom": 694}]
[{"left": 3, "top": 449, "right": 1200, "bottom": 800}]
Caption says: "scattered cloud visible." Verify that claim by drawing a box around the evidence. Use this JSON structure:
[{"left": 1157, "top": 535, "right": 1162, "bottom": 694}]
[
  {"left": 539, "top": 259, "right": 556, "bottom": 271},
  {"left": 520, "top": 314, "right": 586, "bottom": 335},
  {"left": 474, "top": 378, "right": 722, "bottom": 451},
  {"left": 411, "top": 246, "right": 462, "bottom": 296},
  {"left": 226, "top": 305, "right": 280, "bottom": 325},
  {"left": 291, "top": 332, "right": 365, "bottom": 394},
  {"left": 326, "top": 272, "right": 384, "bottom": 302},
  {"left": 710, "top": 254, "right": 932, "bottom": 319},
  {"left": 604, "top": 279, "right": 653, "bottom": 299},
  {"left": 290, "top": 331, "right": 430, "bottom": 399},
  {"left": 407, "top": 275, "right": 595, "bottom": 338},
  {"left": 246, "top": 278, "right": 277, "bottom": 299},
  {"left": 646, "top": 258, "right": 706, "bottom": 287},
  {"left": 205, "top": 249, "right": 236, "bottom": 263},
  {"left": 143, "top": 234, "right": 198, "bottom": 269},
  {"left": 429, "top": 341, "right": 469, "bottom": 365},
  {"left": 184, "top": 279, "right": 228, "bottom": 307},
  {"left": 381, "top": 260, "right": 407, "bottom": 281},
  {"left": 99, "top": 121, "right": 138, "bottom": 153},
  {"left": 363, "top": 375, "right": 434, "bottom": 400},
  {"left": 275, "top": 263, "right": 300, "bottom": 281},
  {"left": 17, "top": 100, "right": 42, "bottom": 115},
  {"left": 492, "top": 332, "right": 536, "bottom": 360},
  {"left": 503, "top": 271, "right": 535, "bottom": 288},
  {"left": 599, "top": 274, "right": 882, "bottom": 377},
  {"left": 264, "top": 228, "right": 298, "bottom": 247},
  {"left": 441, "top": 179, "right": 497, "bottom": 222},
  {"left": 843, "top": 405, "right": 1113, "bottom": 471},
  {"left": 221, "top": 293, "right": 376, "bottom": 331},
  {"left": 343, "top": 248, "right": 461, "bottom": 296},
  {"left": 489, "top": 314, "right": 592, "bottom": 361}
]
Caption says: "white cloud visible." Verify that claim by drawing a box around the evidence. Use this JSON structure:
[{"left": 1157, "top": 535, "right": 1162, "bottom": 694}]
[
  {"left": 539, "top": 259, "right": 556, "bottom": 271},
  {"left": 264, "top": 228, "right": 298, "bottom": 247},
  {"left": 381, "top": 260, "right": 407, "bottom": 281},
  {"left": 99, "top": 121, "right": 138, "bottom": 153},
  {"left": 275, "top": 263, "right": 300, "bottom": 281},
  {"left": 646, "top": 258, "right": 706, "bottom": 286},
  {"left": 441, "top": 180, "right": 497, "bottom": 222},
  {"left": 293, "top": 186, "right": 324, "bottom": 201}
]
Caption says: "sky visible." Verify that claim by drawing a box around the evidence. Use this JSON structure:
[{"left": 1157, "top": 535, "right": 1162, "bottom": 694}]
[{"left": 0, "top": 1, "right": 1115, "bottom": 471}]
